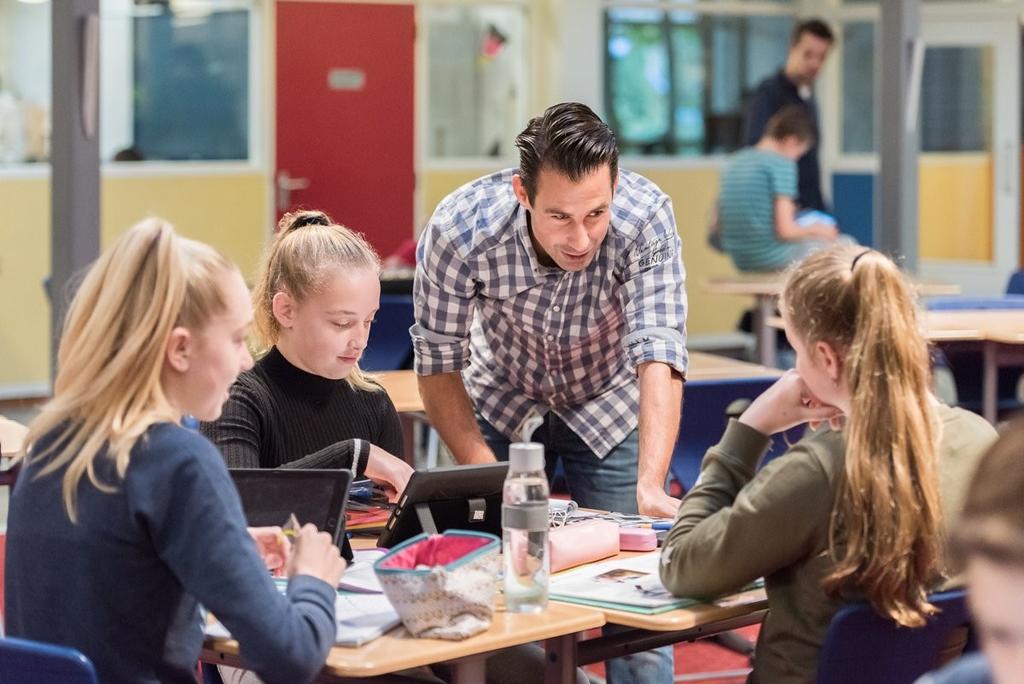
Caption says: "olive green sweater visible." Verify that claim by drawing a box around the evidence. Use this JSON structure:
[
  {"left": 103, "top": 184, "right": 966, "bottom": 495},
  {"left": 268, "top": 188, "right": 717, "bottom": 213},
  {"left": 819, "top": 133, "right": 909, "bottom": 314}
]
[{"left": 660, "top": 404, "right": 997, "bottom": 683}]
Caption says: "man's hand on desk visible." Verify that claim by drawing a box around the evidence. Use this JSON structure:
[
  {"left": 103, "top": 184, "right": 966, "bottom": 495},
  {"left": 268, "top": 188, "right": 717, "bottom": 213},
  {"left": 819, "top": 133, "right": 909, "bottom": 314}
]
[{"left": 637, "top": 486, "right": 681, "bottom": 518}]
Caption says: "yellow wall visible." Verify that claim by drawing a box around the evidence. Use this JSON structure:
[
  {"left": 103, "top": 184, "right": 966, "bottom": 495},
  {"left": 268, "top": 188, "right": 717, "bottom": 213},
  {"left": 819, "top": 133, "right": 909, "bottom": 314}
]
[
  {"left": 422, "top": 169, "right": 484, "bottom": 218},
  {"left": 919, "top": 153, "right": 993, "bottom": 262},
  {"left": 5, "top": 156, "right": 992, "bottom": 393},
  {"left": 636, "top": 167, "right": 746, "bottom": 337},
  {"left": 422, "top": 165, "right": 746, "bottom": 339},
  {"left": 0, "top": 172, "right": 266, "bottom": 391},
  {"left": 0, "top": 177, "right": 51, "bottom": 393}
]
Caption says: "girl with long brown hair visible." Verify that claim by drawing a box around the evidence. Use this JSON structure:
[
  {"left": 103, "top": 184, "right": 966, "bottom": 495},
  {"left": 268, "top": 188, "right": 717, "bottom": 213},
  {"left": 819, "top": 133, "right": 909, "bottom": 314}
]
[{"left": 660, "top": 246, "right": 998, "bottom": 681}]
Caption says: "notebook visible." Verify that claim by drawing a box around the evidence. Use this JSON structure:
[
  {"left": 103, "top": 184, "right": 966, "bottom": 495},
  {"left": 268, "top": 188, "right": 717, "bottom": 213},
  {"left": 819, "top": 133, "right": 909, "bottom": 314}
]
[
  {"left": 338, "top": 548, "right": 387, "bottom": 594},
  {"left": 204, "top": 567, "right": 400, "bottom": 648},
  {"left": 549, "top": 553, "right": 699, "bottom": 614},
  {"left": 549, "top": 552, "right": 766, "bottom": 615}
]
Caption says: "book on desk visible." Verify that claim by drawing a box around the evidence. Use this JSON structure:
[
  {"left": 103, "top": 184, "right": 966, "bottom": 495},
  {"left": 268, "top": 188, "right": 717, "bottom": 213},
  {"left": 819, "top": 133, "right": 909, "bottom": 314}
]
[{"left": 550, "top": 553, "right": 764, "bottom": 615}]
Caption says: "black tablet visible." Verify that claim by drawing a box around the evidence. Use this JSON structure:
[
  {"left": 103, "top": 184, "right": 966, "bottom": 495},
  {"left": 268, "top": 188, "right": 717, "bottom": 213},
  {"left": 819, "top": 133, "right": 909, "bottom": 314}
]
[
  {"left": 376, "top": 462, "right": 509, "bottom": 548},
  {"left": 229, "top": 468, "right": 352, "bottom": 548}
]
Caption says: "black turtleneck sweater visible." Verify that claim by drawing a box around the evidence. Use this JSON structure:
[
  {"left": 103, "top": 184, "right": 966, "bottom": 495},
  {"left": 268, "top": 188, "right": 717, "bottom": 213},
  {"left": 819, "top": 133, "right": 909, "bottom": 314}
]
[{"left": 201, "top": 347, "right": 404, "bottom": 476}]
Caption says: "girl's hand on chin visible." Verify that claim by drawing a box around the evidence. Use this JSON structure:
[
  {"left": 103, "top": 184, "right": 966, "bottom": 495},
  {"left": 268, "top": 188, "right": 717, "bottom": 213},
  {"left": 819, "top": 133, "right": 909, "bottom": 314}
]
[{"left": 739, "top": 370, "right": 843, "bottom": 436}]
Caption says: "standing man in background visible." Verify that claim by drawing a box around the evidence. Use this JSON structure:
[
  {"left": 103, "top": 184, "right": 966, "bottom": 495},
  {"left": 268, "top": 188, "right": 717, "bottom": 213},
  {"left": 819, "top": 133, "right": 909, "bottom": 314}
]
[
  {"left": 743, "top": 18, "right": 834, "bottom": 212},
  {"left": 412, "top": 101, "right": 688, "bottom": 682}
]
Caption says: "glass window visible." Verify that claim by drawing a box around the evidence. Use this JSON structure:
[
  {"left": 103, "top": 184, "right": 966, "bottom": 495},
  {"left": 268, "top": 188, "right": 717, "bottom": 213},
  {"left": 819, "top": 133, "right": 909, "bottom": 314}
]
[
  {"left": 605, "top": 8, "right": 792, "bottom": 156},
  {"left": 841, "top": 22, "right": 875, "bottom": 153},
  {"left": 124, "top": 0, "right": 251, "bottom": 161},
  {"left": 921, "top": 46, "right": 991, "bottom": 152},
  {"left": 840, "top": 25, "right": 993, "bottom": 154},
  {"left": 425, "top": 4, "right": 528, "bottom": 158},
  {"left": 0, "top": 0, "right": 51, "bottom": 164},
  {"left": 0, "top": 0, "right": 255, "bottom": 165}
]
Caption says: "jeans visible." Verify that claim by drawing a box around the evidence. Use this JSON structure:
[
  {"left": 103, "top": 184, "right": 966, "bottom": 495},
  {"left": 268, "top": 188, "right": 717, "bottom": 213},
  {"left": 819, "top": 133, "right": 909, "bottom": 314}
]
[{"left": 479, "top": 413, "right": 675, "bottom": 684}]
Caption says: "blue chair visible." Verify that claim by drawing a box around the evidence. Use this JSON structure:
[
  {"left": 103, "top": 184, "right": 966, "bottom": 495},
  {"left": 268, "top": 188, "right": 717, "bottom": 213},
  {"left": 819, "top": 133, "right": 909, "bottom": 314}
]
[
  {"left": 201, "top": 662, "right": 226, "bottom": 684},
  {"left": 817, "top": 589, "right": 972, "bottom": 684},
  {"left": 672, "top": 377, "right": 799, "bottom": 492},
  {"left": 360, "top": 295, "right": 415, "bottom": 371},
  {"left": 0, "top": 637, "right": 98, "bottom": 683},
  {"left": 1006, "top": 269, "right": 1024, "bottom": 295}
]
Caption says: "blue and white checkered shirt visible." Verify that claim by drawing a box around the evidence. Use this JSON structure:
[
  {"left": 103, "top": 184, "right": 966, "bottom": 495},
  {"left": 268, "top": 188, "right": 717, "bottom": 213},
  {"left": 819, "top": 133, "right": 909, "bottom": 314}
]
[{"left": 412, "top": 168, "right": 688, "bottom": 459}]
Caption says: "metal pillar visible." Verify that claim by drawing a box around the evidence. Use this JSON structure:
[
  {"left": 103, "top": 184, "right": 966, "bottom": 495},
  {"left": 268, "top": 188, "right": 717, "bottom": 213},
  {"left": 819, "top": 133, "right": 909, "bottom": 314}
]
[{"left": 50, "top": 0, "right": 101, "bottom": 380}]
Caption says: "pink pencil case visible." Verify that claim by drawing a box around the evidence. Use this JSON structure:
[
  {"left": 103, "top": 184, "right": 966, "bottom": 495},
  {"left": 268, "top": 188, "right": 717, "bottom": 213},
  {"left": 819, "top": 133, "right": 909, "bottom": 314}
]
[
  {"left": 549, "top": 520, "right": 620, "bottom": 573},
  {"left": 619, "top": 527, "right": 658, "bottom": 552}
]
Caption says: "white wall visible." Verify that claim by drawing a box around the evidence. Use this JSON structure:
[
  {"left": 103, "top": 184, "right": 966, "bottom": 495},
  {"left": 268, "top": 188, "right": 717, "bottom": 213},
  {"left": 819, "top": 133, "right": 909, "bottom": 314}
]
[
  {"left": 100, "top": 0, "right": 135, "bottom": 160},
  {"left": 3, "top": 0, "right": 50, "bottom": 106},
  {"left": 552, "top": 0, "right": 603, "bottom": 115}
]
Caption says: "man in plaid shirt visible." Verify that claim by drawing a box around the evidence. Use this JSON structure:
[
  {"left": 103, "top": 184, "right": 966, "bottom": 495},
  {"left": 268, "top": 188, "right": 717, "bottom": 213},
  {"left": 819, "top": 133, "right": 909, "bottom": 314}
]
[{"left": 412, "top": 102, "right": 688, "bottom": 521}]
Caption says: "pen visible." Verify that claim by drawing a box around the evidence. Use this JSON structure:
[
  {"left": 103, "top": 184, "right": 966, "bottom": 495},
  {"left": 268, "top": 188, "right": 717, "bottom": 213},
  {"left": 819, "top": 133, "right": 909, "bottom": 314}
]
[
  {"left": 652, "top": 521, "right": 673, "bottom": 531},
  {"left": 282, "top": 513, "right": 301, "bottom": 538}
]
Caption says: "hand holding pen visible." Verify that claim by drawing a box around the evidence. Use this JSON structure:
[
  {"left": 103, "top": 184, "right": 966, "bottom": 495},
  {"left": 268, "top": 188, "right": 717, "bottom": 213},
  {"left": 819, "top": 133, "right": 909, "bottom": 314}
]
[
  {"left": 249, "top": 514, "right": 346, "bottom": 585},
  {"left": 248, "top": 523, "right": 293, "bottom": 577}
]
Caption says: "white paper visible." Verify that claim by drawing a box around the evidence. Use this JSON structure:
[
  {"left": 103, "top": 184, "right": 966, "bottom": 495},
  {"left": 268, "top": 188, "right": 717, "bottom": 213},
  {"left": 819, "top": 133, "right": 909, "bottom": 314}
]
[
  {"left": 338, "top": 549, "right": 387, "bottom": 594},
  {"left": 204, "top": 560, "right": 401, "bottom": 648}
]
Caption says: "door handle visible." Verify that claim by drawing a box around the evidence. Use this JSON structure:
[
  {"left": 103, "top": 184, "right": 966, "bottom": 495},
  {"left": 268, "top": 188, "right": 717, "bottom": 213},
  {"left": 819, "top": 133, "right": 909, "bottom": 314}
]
[
  {"left": 1002, "top": 141, "right": 1015, "bottom": 195},
  {"left": 276, "top": 171, "right": 311, "bottom": 212}
]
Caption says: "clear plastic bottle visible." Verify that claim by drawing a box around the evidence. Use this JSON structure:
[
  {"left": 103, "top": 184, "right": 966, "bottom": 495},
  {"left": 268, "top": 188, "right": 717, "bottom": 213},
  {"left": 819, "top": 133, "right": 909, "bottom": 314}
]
[{"left": 502, "top": 442, "right": 550, "bottom": 613}]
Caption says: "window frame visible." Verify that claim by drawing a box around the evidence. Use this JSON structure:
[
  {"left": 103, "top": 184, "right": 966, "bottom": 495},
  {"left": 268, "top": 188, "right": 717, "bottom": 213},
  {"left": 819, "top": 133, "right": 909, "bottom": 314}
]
[{"left": 0, "top": 0, "right": 265, "bottom": 178}]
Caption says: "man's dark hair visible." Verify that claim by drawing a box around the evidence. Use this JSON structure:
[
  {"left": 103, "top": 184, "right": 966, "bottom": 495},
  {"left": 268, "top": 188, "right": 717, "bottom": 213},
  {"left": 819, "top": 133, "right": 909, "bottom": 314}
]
[
  {"left": 514, "top": 102, "right": 618, "bottom": 203},
  {"left": 791, "top": 18, "right": 834, "bottom": 46},
  {"left": 765, "top": 105, "right": 816, "bottom": 143}
]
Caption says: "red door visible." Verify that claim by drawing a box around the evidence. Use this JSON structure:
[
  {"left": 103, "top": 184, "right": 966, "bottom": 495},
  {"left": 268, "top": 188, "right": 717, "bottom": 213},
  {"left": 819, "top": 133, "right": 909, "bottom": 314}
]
[{"left": 276, "top": 1, "right": 415, "bottom": 256}]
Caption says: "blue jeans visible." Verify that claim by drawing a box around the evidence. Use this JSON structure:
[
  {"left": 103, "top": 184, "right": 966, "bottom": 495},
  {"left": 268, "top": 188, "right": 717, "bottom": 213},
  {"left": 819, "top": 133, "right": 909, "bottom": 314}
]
[{"left": 479, "top": 414, "right": 675, "bottom": 684}]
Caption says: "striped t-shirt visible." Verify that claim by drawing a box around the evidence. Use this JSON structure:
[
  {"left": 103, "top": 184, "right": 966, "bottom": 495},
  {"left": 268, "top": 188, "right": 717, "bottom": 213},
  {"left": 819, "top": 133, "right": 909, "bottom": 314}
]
[{"left": 719, "top": 147, "right": 798, "bottom": 272}]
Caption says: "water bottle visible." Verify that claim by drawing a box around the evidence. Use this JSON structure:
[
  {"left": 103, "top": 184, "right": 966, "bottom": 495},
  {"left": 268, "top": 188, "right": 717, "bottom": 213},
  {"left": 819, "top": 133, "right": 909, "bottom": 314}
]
[{"left": 502, "top": 442, "right": 550, "bottom": 613}]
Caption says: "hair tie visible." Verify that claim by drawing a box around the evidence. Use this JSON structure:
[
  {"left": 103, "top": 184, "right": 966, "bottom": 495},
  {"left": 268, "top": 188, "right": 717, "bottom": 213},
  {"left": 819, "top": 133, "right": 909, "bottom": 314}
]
[
  {"left": 287, "top": 212, "right": 331, "bottom": 232},
  {"left": 850, "top": 249, "right": 872, "bottom": 272}
]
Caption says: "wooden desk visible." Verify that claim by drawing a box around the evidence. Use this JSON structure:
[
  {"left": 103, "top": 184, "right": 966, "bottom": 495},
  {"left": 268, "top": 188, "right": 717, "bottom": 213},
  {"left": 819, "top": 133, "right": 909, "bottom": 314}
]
[
  {"left": 373, "top": 352, "right": 781, "bottom": 416},
  {"left": 202, "top": 543, "right": 767, "bottom": 682},
  {"left": 706, "top": 274, "right": 960, "bottom": 367},
  {"left": 924, "top": 310, "right": 1024, "bottom": 423},
  {"left": 685, "top": 351, "right": 780, "bottom": 383},
  {"left": 371, "top": 370, "right": 423, "bottom": 414},
  {"left": 202, "top": 596, "right": 603, "bottom": 683},
  {"left": 552, "top": 550, "right": 768, "bottom": 668},
  {"left": 0, "top": 415, "right": 28, "bottom": 458}
]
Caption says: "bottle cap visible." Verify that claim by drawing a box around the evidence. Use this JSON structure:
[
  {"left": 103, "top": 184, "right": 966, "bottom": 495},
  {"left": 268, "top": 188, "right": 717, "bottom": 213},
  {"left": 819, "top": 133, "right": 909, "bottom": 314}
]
[{"left": 508, "top": 442, "right": 545, "bottom": 473}]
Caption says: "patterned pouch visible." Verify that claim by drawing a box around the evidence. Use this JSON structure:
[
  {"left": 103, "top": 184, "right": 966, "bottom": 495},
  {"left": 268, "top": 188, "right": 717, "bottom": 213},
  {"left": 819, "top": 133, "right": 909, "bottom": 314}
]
[{"left": 374, "top": 530, "right": 500, "bottom": 640}]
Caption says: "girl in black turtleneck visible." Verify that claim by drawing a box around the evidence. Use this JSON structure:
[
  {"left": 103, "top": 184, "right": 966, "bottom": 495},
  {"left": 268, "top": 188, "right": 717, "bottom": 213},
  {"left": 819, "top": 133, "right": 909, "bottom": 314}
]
[{"left": 202, "top": 210, "right": 412, "bottom": 501}]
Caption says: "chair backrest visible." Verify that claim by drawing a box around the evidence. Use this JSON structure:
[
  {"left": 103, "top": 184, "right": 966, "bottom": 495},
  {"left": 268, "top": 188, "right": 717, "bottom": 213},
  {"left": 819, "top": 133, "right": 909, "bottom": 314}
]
[
  {"left": 0, "top": 637, "right": 99, "bottom": 684},
  {"left": 1006, "top": 270, "right": 1024, "bottom": 295},
  {"left": 361, "top": 295, "right": 415, "bottom": 371},
  {"left": 817, "top": 589, "right": 971, "bottom": 684},
  {"left": 671, "top": 377, "right": 799, "bottom": 491}
]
